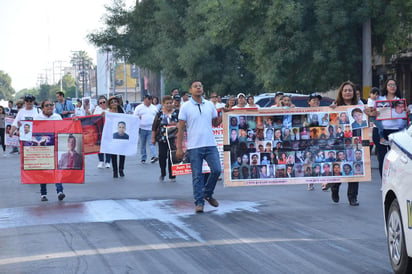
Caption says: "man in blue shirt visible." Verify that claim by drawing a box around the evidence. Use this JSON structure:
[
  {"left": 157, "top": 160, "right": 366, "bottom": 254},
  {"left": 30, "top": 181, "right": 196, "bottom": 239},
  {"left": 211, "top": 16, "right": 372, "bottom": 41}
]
[{"left": 55, "top": 91, "right": 75, "bottom": 118}]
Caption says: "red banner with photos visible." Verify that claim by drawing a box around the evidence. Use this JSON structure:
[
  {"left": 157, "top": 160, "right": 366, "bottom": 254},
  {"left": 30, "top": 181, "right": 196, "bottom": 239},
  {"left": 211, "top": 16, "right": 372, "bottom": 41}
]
[
  {"left": 64, "top": 115, "right": 104, "bottom": 155},
  {"left": 21, "top": 120, "right": 84, "bottom": 184}
]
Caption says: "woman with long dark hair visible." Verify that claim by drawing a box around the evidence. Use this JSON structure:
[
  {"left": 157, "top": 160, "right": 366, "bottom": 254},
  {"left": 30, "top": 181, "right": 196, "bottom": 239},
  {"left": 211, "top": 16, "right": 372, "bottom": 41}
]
[
  {"left": 366, "top": 79, "right": 409, "bottom": 177},
  {"left": 329, "top": 81, "right": 361, "bottom": 206}
]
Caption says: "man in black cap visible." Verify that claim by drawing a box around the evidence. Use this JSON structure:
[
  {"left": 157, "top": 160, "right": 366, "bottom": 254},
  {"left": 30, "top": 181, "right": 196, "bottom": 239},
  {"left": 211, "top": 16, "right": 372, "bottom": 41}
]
[
  {"left": 173, "top": 94, "right": 181, "bottom": 110},
  {"left": 308, "top": 93, "right": 322, "bottom": 107},
  {"left": 9, "top": 94, "right": 40, "bottom": 139}
]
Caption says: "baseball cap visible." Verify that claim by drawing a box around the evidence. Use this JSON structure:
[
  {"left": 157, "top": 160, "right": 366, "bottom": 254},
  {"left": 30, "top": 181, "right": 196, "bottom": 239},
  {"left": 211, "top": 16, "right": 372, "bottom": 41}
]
[
  {"left": 24, "top": 94, "right": 35, "bottom": 101},
  {"left": 308, "top": 93, "right": 322, "bottom": 100},
  {"left": 173, "top": 94, "right": 181, "bottom": 101},
  {"left": 237, "top": 93, "right": 246, "bottom": 99}
]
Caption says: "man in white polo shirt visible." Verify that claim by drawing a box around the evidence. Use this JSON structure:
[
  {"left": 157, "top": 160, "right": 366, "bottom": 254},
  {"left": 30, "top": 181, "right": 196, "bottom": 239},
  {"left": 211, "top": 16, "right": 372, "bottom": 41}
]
[
  {"left": 134, "top": 94, "right": 158, "bottom": 163},
  {"left": 176, "top": 81, "right": 222, "bottom": 213}
]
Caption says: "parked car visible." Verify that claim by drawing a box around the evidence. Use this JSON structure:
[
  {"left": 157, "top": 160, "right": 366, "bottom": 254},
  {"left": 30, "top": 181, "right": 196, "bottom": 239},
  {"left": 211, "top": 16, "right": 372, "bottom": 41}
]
[
  {"left": 254, "top": 92, "right": 334, "bottom": 108},
  {"left": 382, "top": 125, "right": 412, "bottom": 274}
]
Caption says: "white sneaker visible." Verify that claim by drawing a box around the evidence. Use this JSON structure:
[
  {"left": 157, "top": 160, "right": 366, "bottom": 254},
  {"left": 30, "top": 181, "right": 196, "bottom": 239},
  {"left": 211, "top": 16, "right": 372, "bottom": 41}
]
[
  {"left": 97, "top": 162, "right": 104, "bottom": 168},
  {"left": 105, "top": 163, "right": 111, "bottom": 168}
]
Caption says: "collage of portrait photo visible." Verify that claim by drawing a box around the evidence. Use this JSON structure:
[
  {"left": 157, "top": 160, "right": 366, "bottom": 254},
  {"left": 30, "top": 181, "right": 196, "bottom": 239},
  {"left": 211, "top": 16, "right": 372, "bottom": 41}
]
[{"left": 229, "top": 110, "right": 367, "bottom": 181}]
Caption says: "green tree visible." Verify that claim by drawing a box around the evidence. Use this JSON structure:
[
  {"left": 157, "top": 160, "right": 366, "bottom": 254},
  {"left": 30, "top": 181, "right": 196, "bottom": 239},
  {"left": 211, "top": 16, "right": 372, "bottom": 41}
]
[
  {"left": 88, "top": 0, "right": 412, "bottom": 92},
  {"left": 15, "top": 88, "right": 39, "bottom": 101},
  {"left": 0, "top": 71, "right": 15, "bottom": 100}
]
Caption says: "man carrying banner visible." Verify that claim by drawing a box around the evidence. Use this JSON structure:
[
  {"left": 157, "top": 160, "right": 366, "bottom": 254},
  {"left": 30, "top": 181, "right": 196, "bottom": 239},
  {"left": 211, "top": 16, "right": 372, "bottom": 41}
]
[{"left": 176, "top": 81, "right": 222, "bottom": 213}]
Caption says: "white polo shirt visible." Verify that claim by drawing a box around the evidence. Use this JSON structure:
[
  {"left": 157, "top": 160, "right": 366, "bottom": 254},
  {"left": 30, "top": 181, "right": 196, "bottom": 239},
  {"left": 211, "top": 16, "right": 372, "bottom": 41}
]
[{"left": 179, "top": 97, "right": 217, "bottom": 149}]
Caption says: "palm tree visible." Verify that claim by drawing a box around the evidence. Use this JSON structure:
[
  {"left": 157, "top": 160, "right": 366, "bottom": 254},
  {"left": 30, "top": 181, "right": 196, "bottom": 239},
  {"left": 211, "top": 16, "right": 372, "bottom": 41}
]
[{"left": 70, "top": 51, "right": 94, "bottom": 97}]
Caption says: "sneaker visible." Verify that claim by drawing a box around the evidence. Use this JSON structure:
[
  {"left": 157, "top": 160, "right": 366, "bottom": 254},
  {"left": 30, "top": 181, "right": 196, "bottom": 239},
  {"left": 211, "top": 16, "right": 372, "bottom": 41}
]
[
  {"left": 105, "top": 163, "right": 111, "bottom": 168},
  {"left": 141, "top": 160, "right": 146, "bottom": 164},
  {"left": 322, "top": 184, "right": 330, "bottom": 191},
  {"left": 159, "top": 176, "right": 165, "bottom": 182},
  {"left": 40, "top": 195, "right": 48, "bottom": 202},
  {"left": 349, "top": 199, "right": 360, "bottom": 206},
  {"left": 57, "top": 192, "right": 66, "bottom": 201},
  {"left": 97, "top": 162, "right": 104, "bottom": 169},
  {"left": 307, "top": 184, "right": 315, "bottom": 191},
  {"left": 170, "top": 178, "right": 176, "bottom": 183},
  {"left": 195, "top": 204, "right": 204, "bottom": 213},
  {"left": 3, "top": 152, "right": 6, "bottom": 157},
  {"left": 150, "top": 157, "right": 158, "bottom": 163},
  {"left": 204, "top": 197, "right": 219, "bottom": 207}
]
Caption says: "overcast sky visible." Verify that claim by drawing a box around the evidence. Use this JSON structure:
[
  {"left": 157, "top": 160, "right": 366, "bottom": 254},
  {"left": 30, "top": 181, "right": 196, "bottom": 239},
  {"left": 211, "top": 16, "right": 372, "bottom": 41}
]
[{"left": 0, "top": 0, "right": 134, "bottom": 92}]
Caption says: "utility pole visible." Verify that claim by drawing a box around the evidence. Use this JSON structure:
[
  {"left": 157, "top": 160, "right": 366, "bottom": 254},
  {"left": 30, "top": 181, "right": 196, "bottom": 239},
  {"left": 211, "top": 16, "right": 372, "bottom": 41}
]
[
  {"left": 362, "top": 19, "right": 372, "bottom": 96},
  {"left": 123, "top": 57, "right": 127, "bottom": 101}
]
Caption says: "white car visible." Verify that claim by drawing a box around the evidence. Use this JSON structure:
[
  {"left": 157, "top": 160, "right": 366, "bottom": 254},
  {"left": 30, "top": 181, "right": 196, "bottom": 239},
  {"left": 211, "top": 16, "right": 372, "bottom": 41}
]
[{"left": 382, "top": 125, "right": 412, "bottom": 274}]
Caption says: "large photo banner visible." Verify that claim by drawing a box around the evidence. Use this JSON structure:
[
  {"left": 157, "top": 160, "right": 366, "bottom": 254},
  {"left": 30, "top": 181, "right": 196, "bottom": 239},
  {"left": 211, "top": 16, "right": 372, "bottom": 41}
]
[
  {"left": 79, "top": 115, "right": 104, "bottom": 155},
  {"left": 223, "top": 106, "right": 371, "bottom": 187},
  {"left": 21, "top": 120, "right": 84, "bottom": 184},
  {"left": 64, "top": 115, "right": 104, "bottom": 155},
  {"left": 100, "top": 112, "right": 139, "bottom": 156},
  {"left": 170, "top": 124, "right": 224, "bottom": 176},
  {"left": 5, "top": 117, "right": 19, "bottom": 146}
]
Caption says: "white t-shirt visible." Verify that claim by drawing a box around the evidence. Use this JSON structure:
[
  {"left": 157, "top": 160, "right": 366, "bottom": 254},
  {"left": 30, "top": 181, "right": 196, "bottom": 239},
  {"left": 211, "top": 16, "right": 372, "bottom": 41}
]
[
  {"left": 35, "top": 112, "right": 63, "bottom": 121},
  {"left": 213, "top": 102, "right": 226, "bottom": 109},
  {"left": 74, "top": 107, "right": 86, "bottom": 117},
  {"left": 133, "top": 103, "right": 158, "bottom": 130},
  {"left": 12, "top": 108, "right": 40, "bottom": 127},
  {"left": 367, "top": 98, "right": 375, "bottom": 108},
  {"left": 93, "top": 106, "right": 107, "bottom": 115},
  {"left": 178, "top": 97, "right": 217, "bottom": 149}
]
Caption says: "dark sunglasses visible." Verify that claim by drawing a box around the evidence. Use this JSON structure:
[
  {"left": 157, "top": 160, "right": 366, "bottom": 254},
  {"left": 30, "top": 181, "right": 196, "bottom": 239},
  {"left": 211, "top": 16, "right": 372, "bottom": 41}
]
[
  {"left": 25, "top": 100, "right": 33, "bottom": 103},
  {"left": 44, "top": 103, "right": 54, "bottom": 107},
  {"left": 99, "top": 101, "right": 106, "bottom": 105}
]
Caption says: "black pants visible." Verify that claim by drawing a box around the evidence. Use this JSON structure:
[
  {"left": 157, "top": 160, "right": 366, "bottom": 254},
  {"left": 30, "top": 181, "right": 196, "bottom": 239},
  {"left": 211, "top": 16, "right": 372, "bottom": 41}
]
[
  {"left": 372, "top": 127, "right": 397, "bottom": 178},
  {"left": 158, "top": 142, "right": 175, "bottom": 179},
  {"left": 330, "top": 182, "right": 359, "bottom": 201},
  {"left": 0, "top": 128, "right": 5, "bottom": 152},
  {"left": 111, "top": 154, "right": 125, "bottom": 175}
]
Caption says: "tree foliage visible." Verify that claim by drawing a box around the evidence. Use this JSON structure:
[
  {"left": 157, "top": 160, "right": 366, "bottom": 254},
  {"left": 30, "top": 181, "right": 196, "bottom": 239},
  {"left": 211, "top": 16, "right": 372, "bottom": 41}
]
[
  {"left": 88, "top": 0, "right": 412, "bottom": 93},
  {"left": 0, "top": 71, "right": 15, "bottom": 100}
]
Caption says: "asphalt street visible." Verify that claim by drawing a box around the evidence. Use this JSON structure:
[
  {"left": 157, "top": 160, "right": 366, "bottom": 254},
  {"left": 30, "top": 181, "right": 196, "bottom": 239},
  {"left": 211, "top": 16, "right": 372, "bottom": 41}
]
[{"left": 0, "top": 147, "right": 392, "bottom": 274}]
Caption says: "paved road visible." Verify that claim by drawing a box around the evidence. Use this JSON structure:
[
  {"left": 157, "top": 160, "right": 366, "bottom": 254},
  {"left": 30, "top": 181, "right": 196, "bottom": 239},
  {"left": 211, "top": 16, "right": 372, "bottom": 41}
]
[{"left": 0, "top": 149, "right": 392, "bottom": 273}]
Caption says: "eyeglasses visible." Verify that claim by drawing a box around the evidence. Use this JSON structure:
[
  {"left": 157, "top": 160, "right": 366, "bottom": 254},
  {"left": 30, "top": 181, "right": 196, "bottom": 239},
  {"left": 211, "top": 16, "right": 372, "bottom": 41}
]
[
  {"left": 388, "top": 84, "right": 397, "bottom": 87},
  {"left": 44, "top": 104, "right": 54, "bottom": 107},
  {"left": 110, "top": 100, "right": 118, "bottom": 103},
  {"left": 99, "top": 101, "right": 106, "bottom": 105},
  {"left": 25, "top": 100, "right": 33, "bottom": 103}
]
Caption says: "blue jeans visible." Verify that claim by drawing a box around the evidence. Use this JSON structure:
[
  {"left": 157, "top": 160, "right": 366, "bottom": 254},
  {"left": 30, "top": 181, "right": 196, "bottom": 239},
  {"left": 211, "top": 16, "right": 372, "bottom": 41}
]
[
  {"left": 139, "top": 129, "right": 156, "bottom": 161},
  {"left": 370, "top": 116, "right": 384, "bottom": 138},
  {"left": 40, "top": 183, "right": 63, "bottom": 196},
  {"left": 187, "top": 146, "right": 221, "bottom": 206},
  {"left": 98, "top": 153, "right": 111, "bottom": 163}
]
